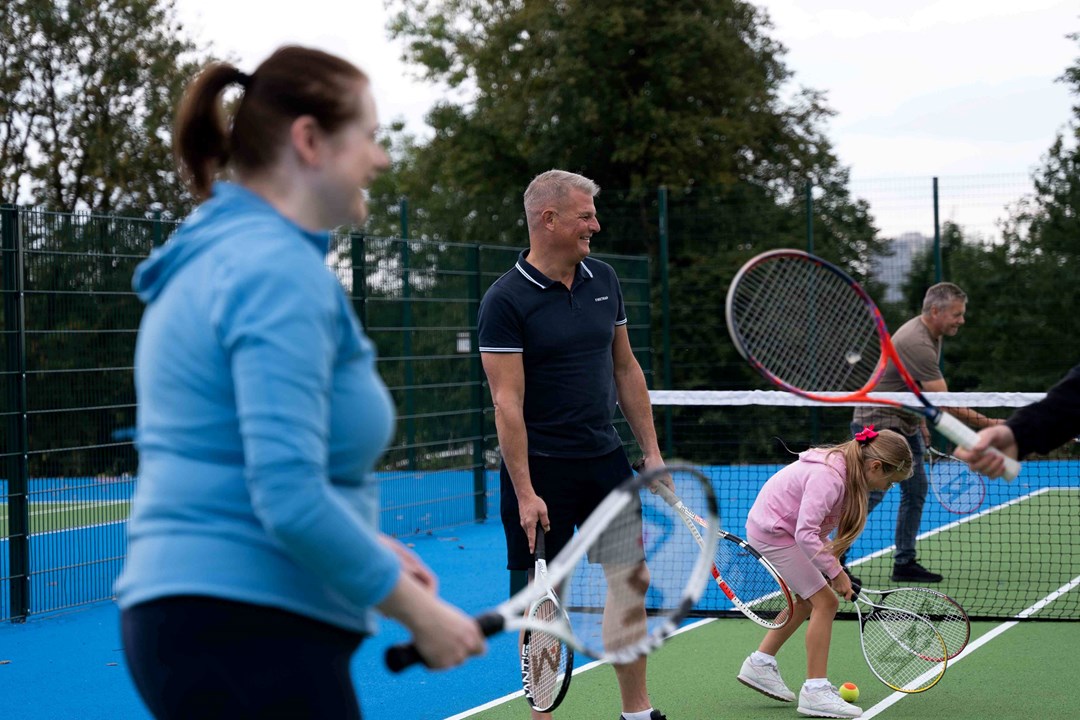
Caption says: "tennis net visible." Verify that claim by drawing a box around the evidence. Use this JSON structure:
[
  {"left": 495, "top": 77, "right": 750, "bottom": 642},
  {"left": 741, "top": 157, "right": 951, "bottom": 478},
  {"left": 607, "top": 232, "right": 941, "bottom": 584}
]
[{"left": 644, "top": 390, "right": 1080, "bottom": 622}]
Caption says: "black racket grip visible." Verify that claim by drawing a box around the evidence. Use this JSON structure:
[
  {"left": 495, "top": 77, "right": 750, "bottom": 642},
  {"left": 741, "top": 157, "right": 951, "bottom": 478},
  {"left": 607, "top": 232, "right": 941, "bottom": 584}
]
[{"left": 384, "top": 612, "right": 506, "bottom": 673}]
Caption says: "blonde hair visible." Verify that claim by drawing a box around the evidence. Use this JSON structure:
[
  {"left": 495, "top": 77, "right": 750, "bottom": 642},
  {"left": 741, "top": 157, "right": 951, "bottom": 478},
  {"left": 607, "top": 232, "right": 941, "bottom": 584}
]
[{"left": 824, "top": 428, "right": 913, "bottom": 560}]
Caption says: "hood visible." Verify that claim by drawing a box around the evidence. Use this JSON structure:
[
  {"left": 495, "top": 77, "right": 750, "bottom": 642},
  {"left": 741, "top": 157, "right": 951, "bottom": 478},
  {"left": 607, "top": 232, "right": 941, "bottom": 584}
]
[
  {"left": 798, "top": 447, "right": 846, "bottom": 475},
  {"left": 132, "top": 182, "right": 330, "bottom": 303}
]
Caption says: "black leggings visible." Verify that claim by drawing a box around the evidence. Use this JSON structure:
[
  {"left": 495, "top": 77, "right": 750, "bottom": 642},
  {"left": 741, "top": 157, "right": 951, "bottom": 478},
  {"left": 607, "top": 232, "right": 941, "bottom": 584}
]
[{"left": 121, "top": 596, "right": 365, "bottom": 720}]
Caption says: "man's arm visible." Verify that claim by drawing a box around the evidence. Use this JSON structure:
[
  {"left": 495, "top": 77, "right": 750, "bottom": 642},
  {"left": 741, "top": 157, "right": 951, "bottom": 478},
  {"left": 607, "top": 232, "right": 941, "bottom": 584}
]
[
  {"left": 480, "top": 351, "right": 546, "bottom": 551},
  {"left": 922, "top": 378, "right": 1004, "bottom": 429},
  {"left": 611, "top": 324, "right": 662, "bottom": 470}
]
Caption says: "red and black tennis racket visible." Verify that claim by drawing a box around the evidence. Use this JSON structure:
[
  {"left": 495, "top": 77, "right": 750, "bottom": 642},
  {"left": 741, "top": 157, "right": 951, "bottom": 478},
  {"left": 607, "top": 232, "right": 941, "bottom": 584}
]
[{"left": 725, "top": 249, "right": 1020, "bottom": 480}]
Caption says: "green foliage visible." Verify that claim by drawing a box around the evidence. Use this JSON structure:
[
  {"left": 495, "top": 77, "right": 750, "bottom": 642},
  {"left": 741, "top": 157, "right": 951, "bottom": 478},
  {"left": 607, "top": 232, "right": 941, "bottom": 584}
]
[
  {"left": 381, "top": 0, "right": 871, "bottom": 252},
  {"left": 0, "top": 0, "right": 207, "bottom": 217}
]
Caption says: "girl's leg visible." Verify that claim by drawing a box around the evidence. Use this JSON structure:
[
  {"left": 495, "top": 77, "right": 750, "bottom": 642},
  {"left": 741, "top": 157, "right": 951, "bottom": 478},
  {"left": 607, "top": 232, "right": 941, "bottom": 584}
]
[
  {"left": 803, "top": 584, "right": 840, "bottom": 679},
  {"left": 759, "top": 594, "right": 812, "bottom": 656}
]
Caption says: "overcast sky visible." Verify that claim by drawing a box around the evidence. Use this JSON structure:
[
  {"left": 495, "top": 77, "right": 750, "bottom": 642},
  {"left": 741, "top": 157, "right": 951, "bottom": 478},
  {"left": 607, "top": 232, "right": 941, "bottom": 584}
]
[{"left": 173, "top": 0, "right": 1078, "bottom": 182}]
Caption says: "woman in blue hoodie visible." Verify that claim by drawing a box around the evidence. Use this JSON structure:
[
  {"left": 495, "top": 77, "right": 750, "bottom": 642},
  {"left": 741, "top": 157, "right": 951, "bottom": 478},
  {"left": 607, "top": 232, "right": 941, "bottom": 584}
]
[{"left": 116, "top": 45, "right": 485, "bottom": 719}]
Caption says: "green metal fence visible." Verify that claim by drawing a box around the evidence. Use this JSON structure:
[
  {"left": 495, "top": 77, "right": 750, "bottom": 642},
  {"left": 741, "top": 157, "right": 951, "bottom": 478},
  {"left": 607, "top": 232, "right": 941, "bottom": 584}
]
[
  {"left": 2, "top": 170, "right": 1064, "bottom": 621},
  {"left": 0, "top": 204, "right": 649, "bottom": 622}
]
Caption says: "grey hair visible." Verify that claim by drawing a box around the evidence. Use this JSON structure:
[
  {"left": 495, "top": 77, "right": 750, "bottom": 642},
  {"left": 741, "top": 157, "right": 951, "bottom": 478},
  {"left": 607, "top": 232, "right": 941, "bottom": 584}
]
[
  {"left": 523, "top": 170, "right": 600, "bottom": 221},
  {"left": 922, "top": 282, "right": 967, "bottom": 313}
]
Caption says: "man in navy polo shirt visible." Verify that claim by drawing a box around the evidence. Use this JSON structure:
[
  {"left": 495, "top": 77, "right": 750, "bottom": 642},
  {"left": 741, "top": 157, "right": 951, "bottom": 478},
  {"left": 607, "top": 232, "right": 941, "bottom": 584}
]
[{"left": 478, "top": 170, "right": 667, "bottom": 720}]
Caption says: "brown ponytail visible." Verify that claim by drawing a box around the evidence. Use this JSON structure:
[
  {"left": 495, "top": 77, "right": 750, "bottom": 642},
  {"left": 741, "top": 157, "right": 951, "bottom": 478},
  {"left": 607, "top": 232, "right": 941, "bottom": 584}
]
[{"left": 173, "top": 46, "right": 368, "bottom": 200}]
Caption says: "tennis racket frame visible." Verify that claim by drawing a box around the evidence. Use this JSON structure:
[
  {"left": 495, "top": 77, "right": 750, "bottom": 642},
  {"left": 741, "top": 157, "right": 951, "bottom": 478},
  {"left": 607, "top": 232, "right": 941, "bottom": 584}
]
[{"left": 725, "top": 248, "right": 1020, "bottom": 480}]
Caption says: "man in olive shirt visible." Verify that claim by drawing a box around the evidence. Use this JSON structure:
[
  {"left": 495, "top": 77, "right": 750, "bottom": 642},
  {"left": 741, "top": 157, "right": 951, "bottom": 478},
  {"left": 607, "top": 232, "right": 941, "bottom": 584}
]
[{"left": 851, "top": 282, "right": 1002, "bottom": 583}]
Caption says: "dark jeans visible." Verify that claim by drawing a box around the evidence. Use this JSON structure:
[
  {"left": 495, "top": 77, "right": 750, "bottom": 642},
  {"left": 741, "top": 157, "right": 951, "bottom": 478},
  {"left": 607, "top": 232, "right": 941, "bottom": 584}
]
[
  {"left": 121, "top": 595, "right": 365, "bottom": 720},
  {"left": 851, "top": 423, "right": 927, "bottom": 566}
]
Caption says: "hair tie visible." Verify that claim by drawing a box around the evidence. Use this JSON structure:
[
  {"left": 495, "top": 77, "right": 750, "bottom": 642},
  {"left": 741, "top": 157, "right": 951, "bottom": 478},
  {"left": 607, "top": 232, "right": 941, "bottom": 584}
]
[
  {"left": 854, "top": 425, "right": 878, "bottom": 444},
  {"left": 235, "top": 70, "right": 252, "bottom": 89}
]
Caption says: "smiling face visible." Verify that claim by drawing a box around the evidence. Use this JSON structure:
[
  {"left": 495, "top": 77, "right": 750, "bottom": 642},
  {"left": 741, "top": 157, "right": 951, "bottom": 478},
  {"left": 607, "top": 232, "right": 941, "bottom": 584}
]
[
  {"left": 319, "top": 81, "right": 390, "bottom": 226},
  {"left": 926, "top": 298, "right": 967, "bottom": 338},
  {"left": 550, "top": 188, "right": 601, "bottom": 262}
]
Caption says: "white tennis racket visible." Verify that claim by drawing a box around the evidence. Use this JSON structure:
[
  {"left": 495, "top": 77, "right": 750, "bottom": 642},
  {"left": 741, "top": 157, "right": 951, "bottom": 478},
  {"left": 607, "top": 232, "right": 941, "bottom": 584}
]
[
  {"left": 853, "top": 584, "right": 970, "bottom": 661},
  {"left": 633, "top": 459, "right": 793, "bottom": 629},
  {"left": 520, "top": 527, "right": 573, "bottom": 712},
  {"left": 385, "top": 464, "right": 720, "bottom": 671},
  {"left": 927, "top": 446, "right": 987, "bottom": 515},
  {"left": 850, "top": 589, "right": 948, "bottom": 693}
]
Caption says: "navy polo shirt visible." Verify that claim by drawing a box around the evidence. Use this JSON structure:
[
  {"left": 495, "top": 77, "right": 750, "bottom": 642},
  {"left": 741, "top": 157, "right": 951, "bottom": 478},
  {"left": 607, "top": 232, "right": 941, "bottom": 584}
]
[{"left": 477, "top": 249, "right": 627, "bottom": 458}]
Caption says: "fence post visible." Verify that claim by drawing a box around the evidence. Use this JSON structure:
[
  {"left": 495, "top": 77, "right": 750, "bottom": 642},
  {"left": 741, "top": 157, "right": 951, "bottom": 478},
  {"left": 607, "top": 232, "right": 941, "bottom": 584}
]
[
  {"left": 469, "top": 245, "right": 487, "bottom": 522},
  {"left": 932, "top": 177, "right": 942, "bottom": 283},
  {"left": 150, "top": 205, "right": 164, "bottom": 247},
  {"left": 350, "top": 231, "right": 366, "bottom": 326},
  {"left": 657, "top": 186, "right": 673, "bottom": 456},
  {"left": 804, "top": 182, "right": 821, "bottom": 444},
  {"left": 399, "top": 199, "right": 416, "bottom": 470},
  {"left": 1, "top": 204, "right": 31, "bottom": 622}
]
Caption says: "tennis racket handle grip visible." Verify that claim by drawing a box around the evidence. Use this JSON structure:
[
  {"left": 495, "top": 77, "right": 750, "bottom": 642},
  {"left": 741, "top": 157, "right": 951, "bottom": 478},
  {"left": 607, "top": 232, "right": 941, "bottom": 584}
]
[
  {"left": 384, "top": 613, "right": 505, "bottom": 673},
  {"left": 933, "top": 411, "right": 1021, "bottom": 481},
  {"left": 385, "top": 642, "right": 425, "bottom": 673},
  {"left": 476, "top": 612, "right": 506, "bottom": 637}
]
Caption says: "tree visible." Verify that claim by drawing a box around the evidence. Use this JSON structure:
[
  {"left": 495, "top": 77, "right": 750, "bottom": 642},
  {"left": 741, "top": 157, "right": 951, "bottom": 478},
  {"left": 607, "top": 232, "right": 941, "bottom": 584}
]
[
  {"left": 1, "top": 0, "right": 206, "bottom": 217},
  {"left": 383, "top": 0, "right": 876, "bottom": 248},
  {"left": 381, "top": 0, "right": 885, "bottom": 392}
]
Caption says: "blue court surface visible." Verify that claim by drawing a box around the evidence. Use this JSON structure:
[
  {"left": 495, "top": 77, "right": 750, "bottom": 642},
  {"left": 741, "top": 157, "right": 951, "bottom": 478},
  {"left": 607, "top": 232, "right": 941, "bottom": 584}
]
[
  {"left": 1, "top": 459, "right": 1076, "bottom": 719},
  {"left": 0, "top": 520, "right": 525, "bottom": 720}
]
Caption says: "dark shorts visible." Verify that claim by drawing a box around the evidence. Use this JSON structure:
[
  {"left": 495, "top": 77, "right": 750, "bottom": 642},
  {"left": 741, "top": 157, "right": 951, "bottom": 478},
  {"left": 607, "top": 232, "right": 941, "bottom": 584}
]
[
  {"left": 501, "top": 447, "right": 638, "bottom": 570},
  {"left": 121, "top": 595, "right": 365, "bottom": 720}
]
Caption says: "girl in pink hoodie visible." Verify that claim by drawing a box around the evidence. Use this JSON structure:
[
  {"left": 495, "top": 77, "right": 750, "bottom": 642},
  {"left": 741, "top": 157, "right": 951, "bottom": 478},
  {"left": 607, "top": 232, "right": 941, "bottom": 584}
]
[{"left": 736, "top": 427, "right": 913, "bottom": 718}]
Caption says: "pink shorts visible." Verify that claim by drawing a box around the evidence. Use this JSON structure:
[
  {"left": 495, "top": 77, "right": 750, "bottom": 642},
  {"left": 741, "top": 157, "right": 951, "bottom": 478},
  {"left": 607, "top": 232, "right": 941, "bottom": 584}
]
[{"left": 748, "top": 538, "right": 829, "bottom": 599}]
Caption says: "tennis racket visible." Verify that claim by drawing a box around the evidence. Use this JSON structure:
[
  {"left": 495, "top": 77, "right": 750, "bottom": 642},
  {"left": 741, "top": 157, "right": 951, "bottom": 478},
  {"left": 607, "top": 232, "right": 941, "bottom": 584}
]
[
  {"left": 725, "top": 248, "right": 1020, "bottom": 481},
  {"left": 853, "top": 584, "right": 970, "bottom": 661},
  {"left": 633, "top": 460, "right": 793, "bottom": 629},
  {"left": 520, "top": 527, "right": 573, "bottom": 712},
  {"left": 927, "top": 445, "right": 987, "bottom": 514},
  {"left": 385, "top": 464, "right": 720, "bottom": 672},
  {"left": 850, "top": 589, "right": 948, "bottom": 693}
]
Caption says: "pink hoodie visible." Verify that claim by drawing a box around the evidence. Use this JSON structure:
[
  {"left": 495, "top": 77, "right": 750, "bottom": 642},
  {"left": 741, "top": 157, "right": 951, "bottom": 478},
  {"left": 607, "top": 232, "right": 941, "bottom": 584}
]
[{"left": 745, "top": 449, "right": 847, "bottom": 580}]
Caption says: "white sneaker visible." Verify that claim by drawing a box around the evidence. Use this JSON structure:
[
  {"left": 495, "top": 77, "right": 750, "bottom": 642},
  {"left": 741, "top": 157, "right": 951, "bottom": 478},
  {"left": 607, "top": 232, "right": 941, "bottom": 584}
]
[
  {"left": 798, "top": 684, "right": 862, "bottom": 718},
  {"left": 736, "top": 656, "right": 795, "bottom": 702}
]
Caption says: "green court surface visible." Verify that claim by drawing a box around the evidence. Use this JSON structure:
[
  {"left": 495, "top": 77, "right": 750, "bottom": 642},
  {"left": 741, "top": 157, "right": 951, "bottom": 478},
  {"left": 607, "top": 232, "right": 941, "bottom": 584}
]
[
  {"left": 456, "top": 618, "right": 1078, "bottom": 719},
  {"left": 0, "top": 500, "right": 130, "bottom": 535}
]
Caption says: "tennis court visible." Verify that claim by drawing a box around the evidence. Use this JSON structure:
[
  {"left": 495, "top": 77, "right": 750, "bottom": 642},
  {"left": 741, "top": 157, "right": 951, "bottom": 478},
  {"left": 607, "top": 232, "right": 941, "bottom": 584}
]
[{"left": 1, "top": 396, "right": 1077, "bottom": 719}]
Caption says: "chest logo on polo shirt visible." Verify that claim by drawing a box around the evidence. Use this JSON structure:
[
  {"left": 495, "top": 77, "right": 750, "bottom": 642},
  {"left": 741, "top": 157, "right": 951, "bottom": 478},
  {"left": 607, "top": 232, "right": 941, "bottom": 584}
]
[{"left": 594, "top": 295, "right": 609, "bottom": 302}]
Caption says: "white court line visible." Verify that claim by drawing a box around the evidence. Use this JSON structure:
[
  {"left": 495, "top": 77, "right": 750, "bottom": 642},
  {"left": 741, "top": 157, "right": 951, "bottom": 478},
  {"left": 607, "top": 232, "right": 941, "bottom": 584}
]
[
  {"left": 442, "top": 618, "right": 715, "bottom": 720},
  {"left": 848, "top": 487, "right": 1061, "bottom": 568},
  {"left": 447, "top": 490, "right": 1075, "bottom": 719},
  {"left": 862, "top": 574, "right": 1080, "bottom": 718}
]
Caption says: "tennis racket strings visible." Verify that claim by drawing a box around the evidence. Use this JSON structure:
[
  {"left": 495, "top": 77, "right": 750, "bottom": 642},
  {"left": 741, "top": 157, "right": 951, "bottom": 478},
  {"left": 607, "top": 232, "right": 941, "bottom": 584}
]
[
  {"left": 927, "top": 446, "right": 987, "bottom": 514},
  {"left": 855, "top": 597, "right": 948, "bottom": 693},
  {"left": 561, "top": 465, "right": 719, "bottom": 662},
  {"left": 857, "top": 585, "right": 971, "bottom": 661},
  {"left": 712, "top": 537, "right": 793, "bottom": 629},
  {"left": 727, "top": 254, "right": 882, "bottom": 392},
  {"left": 521, "top": 528, "right": 573, "bottom": 712}
]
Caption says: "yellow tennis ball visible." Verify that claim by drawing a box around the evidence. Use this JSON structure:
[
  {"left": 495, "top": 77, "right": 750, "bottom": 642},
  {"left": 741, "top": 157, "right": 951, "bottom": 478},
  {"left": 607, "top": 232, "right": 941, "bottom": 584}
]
[{"left": 839, "top": 682, "right": 860, "bottom": 702}]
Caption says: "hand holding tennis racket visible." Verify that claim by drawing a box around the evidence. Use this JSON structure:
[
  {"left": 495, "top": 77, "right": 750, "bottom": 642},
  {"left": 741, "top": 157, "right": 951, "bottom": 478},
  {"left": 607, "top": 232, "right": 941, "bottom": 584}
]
[
  {"left": 385, "top": 464, "right": 720, "bottom": 672},
  {"left": 633, "top": 459, "right": 794, "bottom": 630},
  {"left": 521, "top": 526, "right": 573, "bottom": 713},
  {"left": 725, "top": 249, "right": 1020, "bottom": 480}
]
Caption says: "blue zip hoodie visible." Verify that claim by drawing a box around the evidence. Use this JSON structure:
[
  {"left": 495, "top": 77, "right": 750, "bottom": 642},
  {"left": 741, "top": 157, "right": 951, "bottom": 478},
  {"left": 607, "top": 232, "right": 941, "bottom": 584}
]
[{"left": 114, "top": 182, "right": 400, "bottom": 633}]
